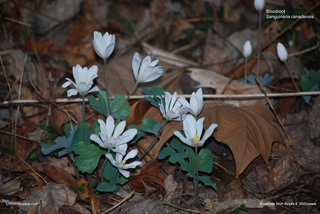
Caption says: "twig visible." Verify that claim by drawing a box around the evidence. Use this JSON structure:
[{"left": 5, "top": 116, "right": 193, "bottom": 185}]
[
  {"left": 288, "top": 44, "right": 319, "bottom": 57},
  {"left": 255, "top": 76, "right": 292, "bottom": 145},
  {"left": 163, "top": 202, "right": 203, "bottom": 213},
  {"left": 2, "top": 91, "right": 320, "bottom": 106},
  {"left": 102, "top": 190, "right": 135, "bottom": 214},
  {"left": 0, "top": 130, "right": 41, "bottom": 144}
]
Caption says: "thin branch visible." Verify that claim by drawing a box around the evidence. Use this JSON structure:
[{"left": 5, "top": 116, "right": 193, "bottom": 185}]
[
  {"left": 1, "top": 91, "right": 320, "bottom": 106},
  {"left": 102, "top": 190, "right": 135, "bottom": 214}
]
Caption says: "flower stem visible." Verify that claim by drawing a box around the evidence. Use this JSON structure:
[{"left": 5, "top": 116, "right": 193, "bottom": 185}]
[
  {"left": 101, "top": 149, "right": 111, "bottom": 182},
  {"left": 138, "top": 119, "right": 168, "bottom": 161},
  {"left": 104, "top": 59, "right": 112, "bottom": 116},
  {"left": 82, "top": 94, "right": 85, "bottom": 142},
  {"left": 256, "top": 10, "right": 262, "bottom": 77},
  {"left": 194, "top": 146, "right": 199, "bottom": 201},
  {"left": 284, "top": 61, "right": 300, "bottom": 92},
  {"left": 116, "top": 81, "right": 139, "bottom": 113},
  {"left": 244, "top": 57, "right": 248, "bottom": 83}
]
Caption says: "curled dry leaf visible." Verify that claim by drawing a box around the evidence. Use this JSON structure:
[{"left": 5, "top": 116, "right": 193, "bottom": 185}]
[{"left": 128, "top": 159, "right": 166, "bottom": 196}]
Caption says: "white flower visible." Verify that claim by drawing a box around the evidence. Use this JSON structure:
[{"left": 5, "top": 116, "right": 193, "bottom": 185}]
[
  {"left": 254, "top": 0, "right": 265, "bottom": 11},
  {"left": 62, "top": 64, "right": 99, "bottom": 97},
  {"left": 93, "top": 31, "right": 115, "bottom": 60},
  {"left": 106, "top": 149, "right": 142, "bottom": 178},
  {"left": 178, "top": 88, "right": 204, "bottom": 118},
  {"left": 90, "top": 116, "right": 137, "bottom": 155},
  {"left": 174, "top": 115, "right": 218, "bottom": 148},
  {"left": 158, "top": 92, "right": 182, "bottom": 121},
  {"left": 132, "top": 52, "right": 163, "bottom": 83},
  {"left": 277, "top": 42, "right": 288, "bottom": 62},
  {"left": 243, "top": 40, "right": 252, "bottom": 58}
]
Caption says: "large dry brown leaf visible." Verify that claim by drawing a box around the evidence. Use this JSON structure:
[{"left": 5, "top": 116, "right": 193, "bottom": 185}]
[
  {"left": 201, "top": 102, "right": 286, "bottom": 177},
  {"left": 138, "top": 102, "right": 285, "bottom": 178}
]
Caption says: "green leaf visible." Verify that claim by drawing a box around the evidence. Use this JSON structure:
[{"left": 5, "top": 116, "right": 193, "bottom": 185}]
[
  {"left": 88, "top": 90, "right": 109, "bottom": 116},
  {"left": 95, "top": 180, "right": 116, "bottom": 192},
  {"left": 110, "top": 94, "right": 130, "bottom": 120},
  {"left": 103, "top": 159, "right": 117, "bottom": 180},
  {"left": 141, "top": 86, "right": 166, "bottom": 107},
  {"left": 300, "top": 70, "right": 320, "bottom": 104},
  {"left": 198, "top": 148, "right": 213, "bottom": 173},
  {"left": 158, "top": 137, "right": 187, "bottom": 164},
  {"left": 180, "top": 147, "right": 196, "bottom": 178},
  {"left": 199, "top": 176, "right": 216, "bottom": 190},
  {"left": 88, "top": 90, "right": 130, "bottom": 120},
  {"left": 73, "top": 141, "right": 106, "bottom": 174},
  {"left": 131, "top": 118, "right": 163, "bottom": 135},
  {"left": 41, "top": 125, "right": 79, "bottom": 156}
]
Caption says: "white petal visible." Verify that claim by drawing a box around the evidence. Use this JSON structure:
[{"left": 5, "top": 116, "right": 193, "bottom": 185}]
[
  {"left": 195, "top": 88, "right": 203, "bottom": 114},
  {"left": 123, "top": 161, "right": 142, "bottom": 169},
  {"left": 199, "top": 123, "right": 218, "bottom": 146},
  {"left": 123, "top": 149, "right": 138, "bottom": 162},
  {"left": 277, "top": 42, "right": 288, "bottom": 62},
  {"left": 106, "top": 116, "right": 115, "bottom": 138},
  {"left": 178, "top": 97, "right": 190, "bottom": 108},
  {"left": 113, "top": 144, "right": 128, "bottom": 156},
  {"left": 132, "top": 52, "right": 141, "bottom": 81},
  {"left": 67, "top": 89, "right": 78, "bottom": 97},
  {"left": 254, "top": 0, "right": 265, "bottom": 11},
  {"left": 113, "top": 120, "right": 126, "bottom": 138},
  {"left": 196, "top": 117, "right": 204, "bottom": 138},
  {"left": 174, "top": 131, "right": 187, "bottom": 143},
  {"left": 243, "top": 40, "right": 252, "bottom": 58},
  {"left": 72, "top": 66, "right": 80, "bottom": 83},
  {"left": 93, "top": 39, "right": 105, "bottom": 59},
  {"left": 119, "top": 169, "right": 130, "bottom": 178},
  {"left": 104, "top": 43, "right": 115, "bottom": 59},
  {"left": 62, "top": 81, "right": 72, "bottom": 88},
  {"left": 190, "top": 93, "right": 198, "bottom": 116},
  {"left": 94, "top": 31, "right": 102, "bottom": 40},
  {"left": 140, "top": 56, "right": 151, "bottom": 74},
  {"left": 88, "top": 86, "right": 99, "bottom": 94},
  {"left": 186, "top": 115, "right": 196, "bottom": 138},
  {"left": 142, "top": 67, "right": 163, "bottom": 83},
  {"left": 119, "top": 129, "right": 137, "bottom": 144},
  {"left": 90, "top": 134, "right": 106, "bottom": 148},
  {"left": 106, "top": 154, "right": 117, "bottom": 167},
  {"left": 150, "top": 59, "right": 159, "bottom": 67}
]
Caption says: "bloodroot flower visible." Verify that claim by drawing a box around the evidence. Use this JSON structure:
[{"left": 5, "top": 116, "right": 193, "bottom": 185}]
[
  {"left": 178, "top": 88, "right": 204, "bottom": 118},
  {"left": 158, "top": 92, "right": 182, "bottom": 121},
  {"left": 174, "top": 115, "right": 218, "bottom": 148},
  {"left": 90, "top": 116, "right": 137, "bottom": 155},
  {"left": 132, "top": 52, "right": 163, "bottom": 83},
  {"left": 254, "top": 0, "right": 265, "bottom": 11},
  {"left": 62, "top": 64, "right": 99, "bottom": 97},
  {"left": 93, "top": 31, "right": 115, "bottom": 60},
  {"left": 106, "top": 149, "right": 142, "bottom": 178}
]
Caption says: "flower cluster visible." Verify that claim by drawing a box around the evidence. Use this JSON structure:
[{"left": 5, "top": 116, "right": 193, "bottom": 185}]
[{"left": 158, "top": 88, "right": 218, "bottom": 148}]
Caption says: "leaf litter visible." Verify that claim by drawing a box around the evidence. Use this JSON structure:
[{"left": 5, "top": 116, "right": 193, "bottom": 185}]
[{"left": 0, "top": 0, "right": 320, "bottom": 213}]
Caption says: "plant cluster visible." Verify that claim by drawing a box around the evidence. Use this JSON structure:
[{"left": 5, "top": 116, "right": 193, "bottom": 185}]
[{"left": 41, "top": 31, "right": 217, "bottom": 199}]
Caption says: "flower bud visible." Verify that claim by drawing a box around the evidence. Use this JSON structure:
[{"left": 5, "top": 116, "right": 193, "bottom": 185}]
[
  {"left": 277, "top": 42, "right": 288, "bottom": 62},
  {"left": 243, "top": 40, "right": 252, "bottom": 58},
  {"left": 254, "top": 0, "right": 265, "bottom": 12}
]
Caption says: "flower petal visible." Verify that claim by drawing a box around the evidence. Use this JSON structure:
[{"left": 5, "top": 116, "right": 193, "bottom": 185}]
[
  {"left": 199, "top": 123, "right": 218, "bottom": 146},
  {"left": 106, "top": 116, "right": 114, "bottom": 139},
  {"left": 123, "top": 161, "right": 142, "bottom": 169},
  {"left": 196, "top": 117, "right": 204, "bottom": 139},
  {"left": 90, "top": 134, "right": 106, "bottom": 148},
  {"left": 114, "top": 121, "right": 126, "bottom": 138},
  {"left": 123, "top": 149, "right": 138, "bottom": 162},
  {"left": 88, "top": 86, "right": 99, "bottom": 94},
  {"left": 119, "top": 169, "right": 130, "bottom": 178},
  {"left": 132, "top": 52, "right": 141, "bottom": 81},
  {"left": 119, "top": 129, "right": 137, "bottom": 144},
  {"left": 67, "top": 89, "right": 78, "bottom": 97},
  {"left": 112, "top": 144, "right": 128, "bottom": 156},
  {"left": 106, "top": 154, "right": 117, "bottom": 167},
  {"left": 174, "top": 131, "right": 187, "bottom": 144},
  {"left": 62, "top": 81, "right": 72, "bottom": 88}
]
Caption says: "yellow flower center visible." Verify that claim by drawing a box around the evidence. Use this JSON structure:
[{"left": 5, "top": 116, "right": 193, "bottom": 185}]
[
  {"left": 120, "top": 160, "right": 125, "bottom": 166},
  {"left": 192, "top": 134, "right": 200, "bottom": 144}
]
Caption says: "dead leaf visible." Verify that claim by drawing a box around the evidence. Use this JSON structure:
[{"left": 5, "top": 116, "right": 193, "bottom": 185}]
[
  {"left": 201, "top": 102, "right": 286, "bottom": 177},
  {"left": 0, "top": 179, "right": 22, "bottom": 195},
  {"left": 21, "top": 39, "right": 53, "bottom": 55},
  {"left": 128, "top": 159, "right": 166, "bottom": 196},
  {"left": 76, "top": 177, "right": 89, "bottom": 201},
  {"left": 18, "top": 183, "right": 77, "bottom": 214},
  {"left": 126, "top": 100, "right": 152, "bottom": 126},
  {"left": 50, "top": 109, "right": 70, "bottom": 136}
]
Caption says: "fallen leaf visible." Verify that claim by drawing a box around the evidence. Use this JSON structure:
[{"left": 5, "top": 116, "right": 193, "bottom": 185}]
[
  {"left": 128, "top": 159, "right": 166, "bottom": 195},
  {"left": 50, "top": 109, "right": 70, "bottom": 136},
  {"left": 21, "top": 39, "right": 53, "bottom": 55},
  {"left": 18, "top": 183, "right": 77, "bottom": 214},
  {"left": 201, "top": 102, "right": 286, "bottom": 177}
]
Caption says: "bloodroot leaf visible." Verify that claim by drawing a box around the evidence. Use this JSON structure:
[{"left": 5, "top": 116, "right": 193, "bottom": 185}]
[{"left": 201, "top": 102, "right": 286, "bottom": 177}]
